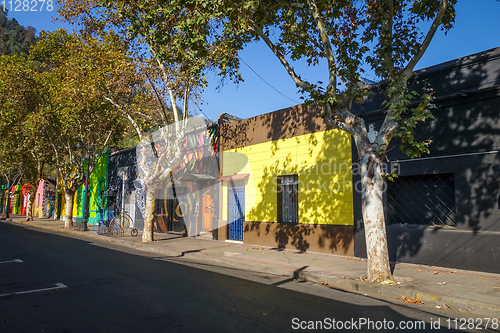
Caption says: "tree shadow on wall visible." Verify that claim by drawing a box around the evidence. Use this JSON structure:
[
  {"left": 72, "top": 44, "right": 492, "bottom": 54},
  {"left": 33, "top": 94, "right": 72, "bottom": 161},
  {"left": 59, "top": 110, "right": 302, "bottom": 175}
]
[
  {"left": 240, "top": 104, "right": 355, "bottom": 254},
  {"left": 354, "top": 48, "right": 500, "bottom": 272}
]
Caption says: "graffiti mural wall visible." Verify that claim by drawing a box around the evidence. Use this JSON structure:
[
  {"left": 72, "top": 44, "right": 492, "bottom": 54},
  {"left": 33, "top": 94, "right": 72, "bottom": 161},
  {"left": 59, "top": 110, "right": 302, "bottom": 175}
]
[{"left": 153, "top": 123, "right": 219, "bottom": 236}]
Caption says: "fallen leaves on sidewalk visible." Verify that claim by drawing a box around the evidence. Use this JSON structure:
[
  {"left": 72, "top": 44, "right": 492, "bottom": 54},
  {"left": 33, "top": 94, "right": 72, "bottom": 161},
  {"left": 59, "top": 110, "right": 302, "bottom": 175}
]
[
  {"left": 381, "top": 280, "right": 396, "bottom": 285},
  {"left": 433, "top": 271, "right": 439, "bottom": 275},
  {"left": 399, "top": 296, "right": 424, "bottom": 305}
]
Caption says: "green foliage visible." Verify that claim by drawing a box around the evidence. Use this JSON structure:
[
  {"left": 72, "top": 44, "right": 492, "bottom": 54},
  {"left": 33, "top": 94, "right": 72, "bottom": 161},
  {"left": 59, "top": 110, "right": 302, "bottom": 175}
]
[
  {"left": 0, "top": 53, "right": 46, "bottom": 186},
  {"left": 0, "top": 8, "right": 38, "bottom": 56},
  {"left": 56, "top": 0, "right": 457, "bottom": 167},
  {"left": 55, "top": 0, "right": 456, "bottom": 161},
  {"left": 384, "top": 83, "right": 436, "bottom": 158},
  {"left": 58, "top": 0, "right": 249, "bottom": 91},
  {"left": 28, "top": 29, "right": 140, "bottom": 192}
]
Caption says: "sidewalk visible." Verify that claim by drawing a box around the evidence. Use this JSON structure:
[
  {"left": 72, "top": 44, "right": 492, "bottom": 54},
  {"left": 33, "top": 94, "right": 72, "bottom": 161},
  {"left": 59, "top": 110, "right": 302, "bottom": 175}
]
[{"left": 3, "top": 215, "right": 500, "bottom": 318}]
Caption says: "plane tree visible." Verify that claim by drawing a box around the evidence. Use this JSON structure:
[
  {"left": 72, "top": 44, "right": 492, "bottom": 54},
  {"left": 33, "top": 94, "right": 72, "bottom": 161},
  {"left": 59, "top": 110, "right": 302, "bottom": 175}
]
[
  {"left": 30, "top": 30, "right": 133, "bottom": 228},
  {"left": 0, "top": 53, "right": 49, "bottom": 221},
  {"left": 56, "top": 0, "right": 456, "bottom": 256},
  {"left": 60, "top": 0, "right": 457, "bottom": 281},
  {"left": 57, "top": 0, "right": 228, "bottom": 242}
]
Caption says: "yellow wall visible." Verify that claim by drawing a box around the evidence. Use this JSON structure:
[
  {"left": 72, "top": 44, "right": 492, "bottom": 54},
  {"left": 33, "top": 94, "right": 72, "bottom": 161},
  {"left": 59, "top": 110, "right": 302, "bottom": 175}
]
[
  {"left": 222, "top": 129, "right": 353, "bottom": 225},
  {"left": 56, "top": 178, "right": 67, "bottom": 219},
  {"left": 73, "top": 192, "right": 78, "bottom": 217}
]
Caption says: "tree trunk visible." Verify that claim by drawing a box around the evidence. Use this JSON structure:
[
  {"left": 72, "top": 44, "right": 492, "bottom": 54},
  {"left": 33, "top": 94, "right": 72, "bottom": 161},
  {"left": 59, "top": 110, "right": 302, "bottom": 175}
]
[
  {"left": 64, "top": 191, "right": 75, "bottom": 228},
  {"left": 360, "top": 151, "right": 392, "bottom": 282},
  {"left": 2, "top": 189, "right": 10, "bottom": 219},
  {"left": 142, "top": 188, "right": 156, "bottom": 242},
  {"left": 25, "top": 187, "right": 36, "bottom": 221}
]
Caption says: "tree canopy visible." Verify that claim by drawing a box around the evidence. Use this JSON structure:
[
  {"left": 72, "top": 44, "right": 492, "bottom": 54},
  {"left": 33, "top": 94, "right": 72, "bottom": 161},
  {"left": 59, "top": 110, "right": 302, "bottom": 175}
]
[
  {"left": 60, "top": 0, "right": 456, "bottom": 281},
  {"left": 53, "top": 0, "right": 458, "bottom": 278},
  {"left": 0, "top": 8, "right": 38, "bottom": 55},
  {"left": 26, "top": 29, "right": 141, "bottom": 225}
]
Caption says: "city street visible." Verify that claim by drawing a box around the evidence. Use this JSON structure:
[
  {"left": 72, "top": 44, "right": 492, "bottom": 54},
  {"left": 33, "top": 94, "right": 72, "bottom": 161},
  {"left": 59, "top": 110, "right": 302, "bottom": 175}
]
[{"left": 0, "top": 222, "right": 496, "bottom": 333}]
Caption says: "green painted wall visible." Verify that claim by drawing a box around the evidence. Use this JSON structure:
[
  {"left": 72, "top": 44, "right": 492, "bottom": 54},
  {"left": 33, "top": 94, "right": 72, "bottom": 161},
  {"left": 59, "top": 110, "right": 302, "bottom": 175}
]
[
  {"left": 74, "top": 149, "right": 109, "bottom": 222},
  {"left": 13, "top": 185, "right": 22, "bottom": 214}
]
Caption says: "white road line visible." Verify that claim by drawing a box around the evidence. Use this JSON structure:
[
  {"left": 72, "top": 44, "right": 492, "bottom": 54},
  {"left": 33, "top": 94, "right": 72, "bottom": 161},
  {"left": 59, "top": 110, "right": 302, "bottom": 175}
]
[
  {"left": 0, "top": 283, "right": 67, "bottom": 297},
  {"left": 0, "top": 259, "right": 23, "bottom": 264}
]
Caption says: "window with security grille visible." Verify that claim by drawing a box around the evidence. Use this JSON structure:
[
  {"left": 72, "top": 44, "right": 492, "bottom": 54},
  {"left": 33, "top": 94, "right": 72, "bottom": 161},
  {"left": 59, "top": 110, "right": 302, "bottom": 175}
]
[
  {"left": 386, "top": 173, "right": 456, "bottom": 226},
  {"left": 277, "top": 175, "right": 299, "bottom": 223}
]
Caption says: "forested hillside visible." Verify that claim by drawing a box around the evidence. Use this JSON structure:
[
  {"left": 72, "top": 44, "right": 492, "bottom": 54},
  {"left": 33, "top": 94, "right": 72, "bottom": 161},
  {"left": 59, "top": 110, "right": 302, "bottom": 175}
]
[{"left": 0, "top": 8, "right": 37, "bottom": 55}]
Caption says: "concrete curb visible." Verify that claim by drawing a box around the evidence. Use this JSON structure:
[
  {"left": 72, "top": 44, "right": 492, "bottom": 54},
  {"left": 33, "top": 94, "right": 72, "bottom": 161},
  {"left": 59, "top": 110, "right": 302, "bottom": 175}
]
[{"left": 8, "top": 219, "right": 500, "bottom": 318}]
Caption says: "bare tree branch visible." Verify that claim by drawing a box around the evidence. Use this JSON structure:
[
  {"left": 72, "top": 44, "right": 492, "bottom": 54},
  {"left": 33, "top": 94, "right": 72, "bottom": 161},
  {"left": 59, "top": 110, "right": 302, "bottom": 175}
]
[
  {"left": 306, "top": 0, "right": 337, "bottom": 91},
  {"left": 403, "top": 0, "right": 447, "bottom": 78},
  {"left": 182, "top": 84, "right": 190, "bottom": 128},
  {"left": 104, "top": 96, "right": 143, "bottom": 140},
  {"left": 145, "top": 69, "right": 168, "bottom": 123},
  {"left": 250, "top": 21, "right": 313, "bottom": 91}
]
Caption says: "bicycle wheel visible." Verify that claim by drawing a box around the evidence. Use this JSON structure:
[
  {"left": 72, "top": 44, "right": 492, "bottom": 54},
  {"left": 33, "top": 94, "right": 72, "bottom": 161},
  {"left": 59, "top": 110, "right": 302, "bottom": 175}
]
[
  {"left": 116, "top": 213, "right": 131, "bottom": 229},
  {"left": 109, "top": 218, "right": 125, "bottom": 237},
  {"left": 92, "top": 214, "right": 111, "bottom": 235}
]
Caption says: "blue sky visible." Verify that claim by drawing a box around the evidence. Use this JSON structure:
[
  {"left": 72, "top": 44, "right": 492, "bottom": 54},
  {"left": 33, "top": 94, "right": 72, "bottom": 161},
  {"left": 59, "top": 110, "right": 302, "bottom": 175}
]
[{"left": 6, "top": 1, "right": 500, "bottom": 121}]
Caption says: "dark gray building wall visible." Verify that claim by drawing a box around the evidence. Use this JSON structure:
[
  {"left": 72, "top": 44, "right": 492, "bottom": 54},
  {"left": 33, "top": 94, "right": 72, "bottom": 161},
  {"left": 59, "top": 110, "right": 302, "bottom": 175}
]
[
  {"left": 353, "top": 47, "right": 500, "bottom": 273},
  {"left": 107, "top": 147, "right": 143, "bottom": 230}
]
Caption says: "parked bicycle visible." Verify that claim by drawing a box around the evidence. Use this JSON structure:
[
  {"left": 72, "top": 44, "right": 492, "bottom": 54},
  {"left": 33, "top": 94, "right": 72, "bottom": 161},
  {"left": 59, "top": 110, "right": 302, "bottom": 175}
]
[
  {"left": 115, "top": 209, "right": 138, "bottom": 237},
  {"left": 92, "top": 210, "right": 125, "bottom": 237}
]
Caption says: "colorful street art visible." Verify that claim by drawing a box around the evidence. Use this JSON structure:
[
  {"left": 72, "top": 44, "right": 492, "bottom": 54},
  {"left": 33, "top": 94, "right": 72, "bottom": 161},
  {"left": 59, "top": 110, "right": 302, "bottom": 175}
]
[{"left": 139, "top": 122, "right": 219, "bottom": 236}]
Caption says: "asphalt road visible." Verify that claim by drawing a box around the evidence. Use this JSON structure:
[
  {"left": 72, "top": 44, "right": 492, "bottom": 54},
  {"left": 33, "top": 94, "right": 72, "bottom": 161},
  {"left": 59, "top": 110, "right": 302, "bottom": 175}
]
[{"left": 0, "top": 222, "right": 497, "bottom": 333}]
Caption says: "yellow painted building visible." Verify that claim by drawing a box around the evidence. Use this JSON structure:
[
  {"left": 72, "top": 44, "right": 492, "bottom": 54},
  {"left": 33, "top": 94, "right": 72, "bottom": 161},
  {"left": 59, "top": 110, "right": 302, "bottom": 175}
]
[
  {"left": 219, "top": 104, "right": 355, "bottom": 255},
  {"left": 55, "top": 178, "right": 67, "bottom": 220}
]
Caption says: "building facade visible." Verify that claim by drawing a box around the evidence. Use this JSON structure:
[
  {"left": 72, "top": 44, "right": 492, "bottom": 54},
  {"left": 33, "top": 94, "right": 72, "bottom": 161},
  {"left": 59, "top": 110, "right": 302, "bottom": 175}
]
[
  {"left": 106, "top": 120, "right": 220, "bottom": 237},
  {"left": 217, "top": 105, "right": 355, "bottom": 255},
  {"left": 216, "top": 47, "right": 500, "bottom": 274},
  {"left": 33, "top": 179, "right": 56, "bottom": 218},
  {"left": 0, "top": 184, "right": 8, "bottom": 214},
  {"left": 353, "top": 46, "right": 500, "bottom": 274},
  {"left": 73, "top": 149, "right": 110, "bottom": 225},
  {"left": 8, "top": 184, "right": 22, "bottom": 215}
]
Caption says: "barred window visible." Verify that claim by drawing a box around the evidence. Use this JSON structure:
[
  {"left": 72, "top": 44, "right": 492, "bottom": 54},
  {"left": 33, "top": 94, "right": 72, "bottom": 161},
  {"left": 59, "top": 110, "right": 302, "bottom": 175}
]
[
  {"left": 277, "top": 175, "right": 299, "bottom": 223},
  {"left": 386, "top": 173, "right": 456, "bottom": 226}
]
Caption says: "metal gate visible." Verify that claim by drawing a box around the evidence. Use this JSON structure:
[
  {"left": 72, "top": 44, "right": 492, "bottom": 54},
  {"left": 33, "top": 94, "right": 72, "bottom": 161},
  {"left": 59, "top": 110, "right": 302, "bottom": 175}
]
[
  {"left": 386, "top": 173, "right": 456, "bottom": 226},
  {"left": 228, "top": 187, "right": 245, "bottom": 241}
]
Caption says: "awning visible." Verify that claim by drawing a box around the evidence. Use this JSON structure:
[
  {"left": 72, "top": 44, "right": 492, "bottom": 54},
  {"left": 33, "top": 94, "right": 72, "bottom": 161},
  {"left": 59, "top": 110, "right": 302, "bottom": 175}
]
[
  {"left": 219, "top": 173, "right": 250, "bottom": 181},
  {"left": 177, "top": 174, "right": 217, "bottom": 182}
]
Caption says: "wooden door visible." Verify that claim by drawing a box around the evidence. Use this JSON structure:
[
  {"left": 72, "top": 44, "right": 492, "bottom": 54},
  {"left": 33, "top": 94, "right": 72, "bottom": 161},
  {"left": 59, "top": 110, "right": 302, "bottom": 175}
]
[{"left": 202, "top": 193, "right": 214, "bottom": 232}]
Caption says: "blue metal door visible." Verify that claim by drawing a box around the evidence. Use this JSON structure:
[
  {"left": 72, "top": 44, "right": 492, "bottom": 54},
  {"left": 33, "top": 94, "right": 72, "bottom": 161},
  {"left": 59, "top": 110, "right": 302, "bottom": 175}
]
[{"left": 229, "top": 187, "right": 244, "bottom": 241}]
